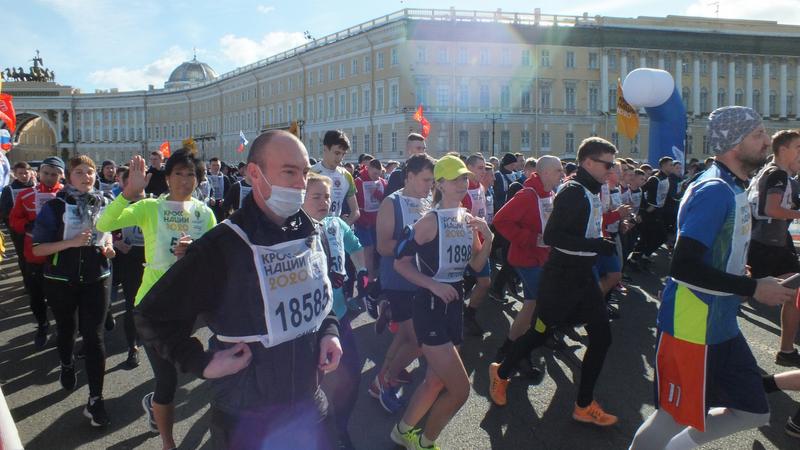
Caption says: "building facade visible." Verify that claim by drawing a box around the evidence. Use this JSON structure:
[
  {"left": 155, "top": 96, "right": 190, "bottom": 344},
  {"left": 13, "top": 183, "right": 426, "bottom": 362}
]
[{"left": 4, "top": 8, "right": 800, "bottom": 164}]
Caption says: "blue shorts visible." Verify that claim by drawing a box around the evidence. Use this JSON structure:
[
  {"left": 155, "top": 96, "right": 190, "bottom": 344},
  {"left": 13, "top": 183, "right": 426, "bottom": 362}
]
[
  {"left": 705, "top": 333, "right": 769, "bottom": 414},
  {"left": 465, "top": 258, "right": 491, "bottom": 278},
  {"left": 595, "top": 252, "right": 621, "bottom": 277},
  {"left": 514, "top": 266, "right": 542, "bottom": 301},
  {"left": 354, "top": 224, "right": 377, "bottom": 247}
]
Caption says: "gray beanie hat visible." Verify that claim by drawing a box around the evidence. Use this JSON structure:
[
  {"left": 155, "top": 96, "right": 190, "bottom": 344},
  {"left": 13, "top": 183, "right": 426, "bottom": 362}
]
[{"left": 707, "top": 106, "right": 762, "bottom": 154}]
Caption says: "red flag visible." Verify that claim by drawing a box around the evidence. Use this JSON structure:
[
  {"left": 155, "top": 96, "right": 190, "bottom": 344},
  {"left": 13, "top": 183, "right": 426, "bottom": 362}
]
[
  {"left": 420, "top": 117, "right": 431, "bottom": 139},
  {"left": 0, "top": 94, "right": 16, "bottom": 134},
  {"left": 160, "top": 141, "right": 171, "bottom": 158},
  {"left": 413, "top": 104, "right": 423, "bottom": 123}
]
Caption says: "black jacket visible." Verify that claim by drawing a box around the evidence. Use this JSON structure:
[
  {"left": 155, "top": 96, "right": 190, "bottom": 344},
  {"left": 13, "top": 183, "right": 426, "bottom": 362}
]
[
  {"left": 145, "top": 167, "right": 169, "bottom": 196},
  {"left": 135, "top": 195, "right": 339, "bottom": 416},
  {"left": 0, "top": 180, "right": 33, "bottom": 225}
]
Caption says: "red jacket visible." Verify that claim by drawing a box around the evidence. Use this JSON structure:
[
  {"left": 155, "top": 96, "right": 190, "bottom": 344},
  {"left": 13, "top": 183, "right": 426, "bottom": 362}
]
[
  {"left": 9, "top": 183, "right": 63, "bottom": 264},
  {"left": 493, "top": 173, "right": 552, "bottom": 268},
  {"left": 355, "top": 176, "right": 387, "bottom": 227},
  {"left": 601, "top": 183, "right": 622, "bottom": 237}
]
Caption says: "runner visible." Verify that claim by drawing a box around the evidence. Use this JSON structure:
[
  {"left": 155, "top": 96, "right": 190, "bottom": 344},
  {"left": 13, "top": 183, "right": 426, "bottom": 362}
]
[
  {"left": 206, "top": 157, "right": 230, "bottom": 221},
  {"left": 9, "top": 157, "right": 64, "bottom": 348},
  {"left": 391, "top": 155, "right": 493, "bottom": 450},
  {"left": 146, "top": 150, "right": 169, "bottom": 196},
  {"left": 629, "top": 157, "right": 673, "bottom": 268},
  {"left": 0, "top": 162, "right": 35, "bottom": 279},
  {"left": 493, "top": 153, "right": 523, "bottom": 211},
  {"left": 311, "top": 130, "right": 360, "bottom": 225},
  {"left": 461, "top": 154, "right": 491, "bottom": 336},
  {"left": 370, "top": 154, "right": 435, "bottom": 414},
  {"left": 136, "top": 130, "right": 342, "bottom": 449},
  {"left": 304, "top": 172, "right": 368, "bottom": 450},
  {"left": 630, "top": 106, "right": 796, "bottom": 449},
  {"left": 491, "top": 155, "right": 562, "bottom": 375},
  {"left": 598, "top": 163, "right": 632, "bottom": 318},
  {"left": 386, "top": 133, "right": 427, "bottom": 196},
  {"left": 95, "top": 160, "right": 118, "bottom": 195},
  {"left": 489, "top": 138, "right": 620, "bottom": 426},
  {"left": 746, "top": 129, "right": 800, "bottom": 366},
  {"left": 97, "top": 149, "right": 216, "bottom": 450},
  {"left": 354, "top": 158, "right": 387, "bottom": 280},
  {"left": 31, "top": 155, "right": 115, "bottom": 427},
  {"left": 221, "top": 178, "right": 252, "bottom": 218}
]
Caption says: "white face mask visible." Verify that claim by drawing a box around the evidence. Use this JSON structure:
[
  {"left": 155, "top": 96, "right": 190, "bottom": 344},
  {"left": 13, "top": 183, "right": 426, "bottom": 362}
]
[{"left": 255, "top": 166, "right": 306, "bottom": 218}]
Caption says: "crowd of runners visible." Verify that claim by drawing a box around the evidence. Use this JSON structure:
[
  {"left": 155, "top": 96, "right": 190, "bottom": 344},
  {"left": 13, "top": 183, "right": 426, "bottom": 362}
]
[{"left": 2, "top": 105, "right": 800, "bottom": 449}]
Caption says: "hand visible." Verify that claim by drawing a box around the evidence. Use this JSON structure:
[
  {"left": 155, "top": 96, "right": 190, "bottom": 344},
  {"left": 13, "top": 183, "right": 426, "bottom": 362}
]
[
  {"left": 69, "top": 229, "right": 93, "bottom": 248},
  {"left": 202, "top": 342, "right": 253, "bottom": 379},
  {"left": 318, "top": 335, "right": 342, "bottom": 374},
  {"left": 467, "top": 216, "right": 493, "bottom": 241},
  {"left": 754, "top": 277, "right": 796, "bottom": 306},
  {"left": 356, "top": 269, "right": 369, "bottom": 296},
  {"left": 329, "top": 271, "right": 345, "bottom": 289},
  {"left": 114, "top": 240, "right": 132, "bottom": 254},
  {"left": 429, "top": 281, "right": 459, "bottom": 303},
  {"left": 208, "top": 198, "right": 217, "bottom": 207},
  {"left": 173, "top": 233, "right": 193, "bottom": 259},
  {"left": 102, "top": 245, "right": 116, "bottom": 259},
  {"left": 123, "top": 155, "right": 151, "bottom": 200},
  {"left": 615, "top": 204, "right": 632, "bottom": 217}
]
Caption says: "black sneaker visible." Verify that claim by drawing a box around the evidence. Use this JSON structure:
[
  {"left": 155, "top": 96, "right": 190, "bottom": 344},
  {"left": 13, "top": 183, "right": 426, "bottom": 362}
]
[
  {"left": 125, "top": 348, "right": 140, "bottom": 369},
  {"left": 516, "top": 357, "right": 543, "bottom": 380},
  {"left": 34, "top": 324, "right": 48, "bottom": 349},
  {"left": 776, "top": 349, "right": 800, "bottom": 367},
  {"left": 83, "top": 396, "right": 110, "bottom": 427},
  {"left": 364, "top": 295, "right": 379, "bottom": 320},
  {"left": 374, "top": 300, "right": 391, "bottom": 335},
  {"left": 104, "top": 312, "right": 116, "bottom": 331},
  {"left": 463, "top": 313, "right": 484, "bottom": 337},
  {"left": 60, "top": 363, "right": 76, "bottom": 391},
  {"left": 786, "top": 416, "right": 800, "bottom": 438}
]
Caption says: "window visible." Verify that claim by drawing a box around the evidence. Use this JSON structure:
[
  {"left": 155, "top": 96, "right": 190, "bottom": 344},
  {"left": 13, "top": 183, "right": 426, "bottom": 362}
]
[
  {"left": 417, "top": 46, "right": 427, "bottom": 63},
  {"left": 687, "top": 133, "right": 694, "bottom": 154},
  {"left": 541, "top": 131, "right": 550, "bottom": 149},
  {"left": 339, "top": 63, "right": 346, "bottom": 79},
  {"left": 307, "top": 100, "right": 313, "bottom": 121},
  {"left": 480, "top": 131, "right": 489, "bottom": 153},
  {"left": 458, "top": 84, "right": 469, "bottom": 110},
  {"left": 611, "top": 132, "right": 619, "bottom": 148},
  {"left": 540, "top": 83, "right": 551, "bottom": 110},
  {"left": 541, "top": 50, "right": 550, "bottom": 67},
  {"left": 391, "top": 132, "right": 397, "bottom": 153},
  {"left": 753, "top": 90, "right": 761, "bottom": 112},
  {"left": 717, "top": 88, "right": 726, "bottom": 107},
  {"left": 480, "top": 48, "right": 489, "bottom": 65},
  {"left": 682, "top": 87, "right": 690, "bottom": 109},
  {"left": 377, "top": 52, "right": 385, "bottom": 69},
  {"left": 501, "top": 130, "right": 510, "bottom": 152},
  {"left": 328, "top": 96, "right": 334, "bottom": 119},
  {"left": 390, "top": 83, "right": 399, "bottom": 109},
  {"left": 364, "top": 134, "right": 370, "bottom": 153},
  {"left": 376, "top": 86, "right": 384, "bottom": 111},
  {"left": 789, "top": 91, "right": 795, "bottom": 115},
  {"left": 364, "top": 55, "right": 371, "bottom": 72},
  {"left": 350, "top": 135, "right": 357, "bottom": 153},
  {"left": 588, "top": 52, "right": 598, "bottom": 69},
  {"left": 702, "top": 135, "right": 709, "bottom": 155},
  {"left": 609, "top": 54, "right": 617, "bottom": 70},
  {"left": 735, "top": 89, "right": 744, "bottom": 105},
  {"left": 701, "top": 59, "right": 708, "bottom": 75},
  {"left": 700, "top": 88, "right": 708, "bottom": 113},
  {"left": 363, "top": 89, "right": 371, "bottom": 113},
  {"left": 288, "top": 77, "right": 293, "bottom": 91},
  {"left": 521, "top": 50, "right": 531, "bottom": 67},
  {"left": 287, "top": 105, "right": 293, "bottom": 122},
  {"left": 391, "top": 48, "right": 398, "bottom": 66},
  {"left": 318, "top": 68, "right": 324, "bottom": 84},
  {"left": 501, "top": 48, "right": 510, "bottom": 66},
  {"left": 328, "top": 65, "right": 334, "bottom": 81},
  {"left": 458, "top": 48, "right": 467, "bottom": 65},
  {"left": 753, "top": 63, "right": 761, "bottom": 78},
  {"left": 664, "top": 56, "right": 672, "bottom": 72},
  {"left": 565, "top": 85, "right": 576, "bottom": 112},
  {"left": 521, "top": 130, "right": 530, "bottom": 149},
  {"left": 437, "top": 85, "right": 450, "bottom": 108},
  {"left": 351, "top": 58, "right": 358, "bottom": 75},
  {"left": 308, "top": 71, "right": 314, "bottom": 86},
  {"left": 681, "top": 61, "right": 689, "bottom": 75},
  {"left": 589, "top": 86, "right": 599, "bottom": 112},
  {"left": 416, "top": 82, "right": 428, "bottom": 106},
  {"left": 351, "top": 91, "right": 358, "bottom": 115},
  {"left": 437, "top": 48, "right": 448, "bottom": 64},
  {"left": 317, "top": 98, "right": 323, "bottom": 120},
  {"left": 565, "top": 132, "right": 575, "bottom": 154},
  {"left": 521, "top": 88, "right": 531, "bottom": 111},
  {"left": 500, "top": 85, "right": 510, "bottom": 110},
  {"left": 609, "top": 87, "right": 617, "bottom": 112},
  {"left": 339, "top": 93, "right": 346, "bottom": 116},
  {"left": 459, "top": 130, "right": 469, "bottom": 153},
  {"left": 770, "top": 90, "right": 777, "bottom": 115},
  {"left": 566, "top": 51, "right": 575, "bottom": 68},
  {"left": 479, "top": 84, "right": 490, "bottom": 110},
  {"left": 377, "top": 132, "right": 383, "bottom": 153}
]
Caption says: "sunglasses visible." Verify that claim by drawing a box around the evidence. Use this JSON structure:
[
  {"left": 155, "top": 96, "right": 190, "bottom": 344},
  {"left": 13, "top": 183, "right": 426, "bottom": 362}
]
[{"left": 590, "top": 158, "right": 616, "bottom": 170}]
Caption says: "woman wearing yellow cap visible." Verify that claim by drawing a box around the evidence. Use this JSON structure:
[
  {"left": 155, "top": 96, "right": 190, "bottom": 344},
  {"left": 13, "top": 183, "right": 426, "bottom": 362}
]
[{"left": 390, "top": 155, "right": 493, "bottom": 450}]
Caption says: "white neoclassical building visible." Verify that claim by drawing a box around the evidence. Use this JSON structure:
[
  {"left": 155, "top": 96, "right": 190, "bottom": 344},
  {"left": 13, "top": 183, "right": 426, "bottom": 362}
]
[{"left": 3, "top": 8, "right": 800, "bottom": 165}]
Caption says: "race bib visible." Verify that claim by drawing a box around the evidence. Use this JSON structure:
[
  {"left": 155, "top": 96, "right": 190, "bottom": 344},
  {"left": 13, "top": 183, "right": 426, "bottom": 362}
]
[
  {"left": 362, "top": 180, "right": 383, "bottom": 212},
  {"left": 239, "top": 185, "right": 252, "bottom": 208},
  {"left": 62, "top": 203, "right": 111, "bottom": 247},
  {"left": 121, "top": 226, "right": 145, "bottom": 247},
  {"left": 151, "top": 200, "right": 211, "bottom": 271},
  {"left": 34, "top": 192, "right": 56, "bottom": 214},
  {"left": 209, "top": 175, "right": 225, "bottom": 200},
  {"left": 537, "top": 194, "right": 554, "bottom": 247},
  {"left": 433, "top": 208, "right": 474, "bottom": 283}
]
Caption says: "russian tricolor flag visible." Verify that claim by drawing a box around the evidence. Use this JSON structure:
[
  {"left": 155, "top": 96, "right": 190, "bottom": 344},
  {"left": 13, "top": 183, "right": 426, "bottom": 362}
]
[
  {"left": 0, "top": 129, "right": 11, "bottom": 151},
  {"left": 237, "top": 130, "right": 248, "bottom": 153}
]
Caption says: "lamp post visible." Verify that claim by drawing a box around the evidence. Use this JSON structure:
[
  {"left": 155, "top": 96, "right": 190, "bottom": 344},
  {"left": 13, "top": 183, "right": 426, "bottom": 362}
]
[
  {"left": 195, "top": 133, "right": 216, "bottom": 161},
  {"left": 485, "top": 112, "right": 502, "bottom": 156}
]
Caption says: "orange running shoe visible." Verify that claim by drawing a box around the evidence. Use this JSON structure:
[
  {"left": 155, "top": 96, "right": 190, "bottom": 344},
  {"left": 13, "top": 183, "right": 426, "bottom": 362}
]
[
  {"left": 572, "top": 401, "right": 618, "bottom": 426},
  {"left": 488, "top": 363, "right": 509, "bottom": 406}
]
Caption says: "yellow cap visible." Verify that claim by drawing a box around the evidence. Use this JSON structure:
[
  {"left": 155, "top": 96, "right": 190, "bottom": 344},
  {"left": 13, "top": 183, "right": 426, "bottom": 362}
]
[{"left": 434, "top": 155, "right": 473, "bottom": 181}]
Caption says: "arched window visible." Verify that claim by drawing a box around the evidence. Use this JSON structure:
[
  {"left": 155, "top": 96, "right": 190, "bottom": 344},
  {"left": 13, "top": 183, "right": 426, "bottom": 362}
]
[
  {"left": 682, "top": 87, "right": 690, "bottom": 109},
  {"left": 735, "top": 88, "right": 744, "bottom": 105},
  {"left": 717, "top": 88, "right": 726, "bottom": 107},
  {"left": 769, "top": 90, "right": 777, "bottom": 116},
  {"left": 788, "top": 91, "right": 795, "bottom": 116},
  {"left": 700, "top": 88, "right": 709, "bottom": 113},
  {"left": 752, "top": 90, "right": 761, "bottom": 112}
]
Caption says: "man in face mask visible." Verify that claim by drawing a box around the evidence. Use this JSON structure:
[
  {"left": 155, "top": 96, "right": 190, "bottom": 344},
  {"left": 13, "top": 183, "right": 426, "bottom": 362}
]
[{"left": 135, "top": 130, "right": 343, "bottom": 449}]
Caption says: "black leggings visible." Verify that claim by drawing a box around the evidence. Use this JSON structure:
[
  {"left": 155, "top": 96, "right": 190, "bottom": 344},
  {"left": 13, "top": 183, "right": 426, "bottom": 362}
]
[
  {"left": 144, "top": 345, "right": 178, "bottom": 405},
  {"left": 24, "top": 263, "right": 48, "bottom": 327},
  {"left": 45, "top": 277, "right": 110, "bottom": 398},
  {"left": 498, "top": 307, "right": 612, "bottom": 408},
  {"left": 116, "top": 246, "right": 145, "bottom": 349},
  {"left": 635, "top": 213, "right": 667, "bottom": 257}
]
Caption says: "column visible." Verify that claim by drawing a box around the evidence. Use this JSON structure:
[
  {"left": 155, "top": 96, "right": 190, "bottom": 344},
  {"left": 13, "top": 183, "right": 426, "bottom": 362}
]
[
  {"left": 99, "top": 109, "right": 105, "bottom": 142},
  {"left": 746, "top": 60, "right": 753, "bottom": 108},
  {"left": 675, "top": 53, "right": 683, "bottom": 95},
  {"left": 692, "top": 56, "right": 701, "bottom": 115},
  {"left": 796, "top": 63, "right": 800, "bottom": 117},
  {"left": 124, "top": 109, "right": 129, "bottom": 141},
  {"left": 762, "top": 60, "right": 770, "bottom": 117},
  {"left": 90, "top": 110, "right": 96, "bottom": 142},
  {"left": 620, "top": 51, "right": 628, "bottom": 81},
  {"left": 728, "top": 59, "right": 736, "bottom": 106},
  {"left": 710, "top": 57, "right": 719, "bottom": 111},
  {"left": 80, "top": 110, "right": 85, "bottom": 142},
  {"left": 780, "top": 60, "right": 788, "bottom": 118},
  {"left": 56, "top": 110, "right": 63, "bottom": 144},
  {"left": 601, "top": 51, "right": 609, "bottom": 112},
  {"left": 658, "top": 52, "right": 665, "bottom": 70},
  {"left": 133, "top": 108, "right": 139, "bottom": 141}
]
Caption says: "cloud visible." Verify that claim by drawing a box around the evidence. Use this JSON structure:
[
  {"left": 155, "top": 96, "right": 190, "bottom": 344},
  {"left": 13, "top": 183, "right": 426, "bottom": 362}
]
[
  {"left": 685, "top": 0, "right": 800, "bottom": 24},
  {"left": 219, "top": 32, "right": 306, "bottom": 66},
  {"left": 87, "top": 46, "right": 190, "bottom": 92},
  {"left": 256, "top": 5, "right": 275, "bottom": 14}
]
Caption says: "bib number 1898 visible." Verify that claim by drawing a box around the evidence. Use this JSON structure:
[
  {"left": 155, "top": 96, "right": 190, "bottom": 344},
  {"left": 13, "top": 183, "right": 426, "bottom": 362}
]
[{"left": 275, "top": 288, "right": 330, "bottom": 332}]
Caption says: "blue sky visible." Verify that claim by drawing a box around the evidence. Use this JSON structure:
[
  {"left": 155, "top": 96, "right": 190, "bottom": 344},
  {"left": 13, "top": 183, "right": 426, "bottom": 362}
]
[{"left": 4, "top": 0, "right": 798, "bottom": 92}]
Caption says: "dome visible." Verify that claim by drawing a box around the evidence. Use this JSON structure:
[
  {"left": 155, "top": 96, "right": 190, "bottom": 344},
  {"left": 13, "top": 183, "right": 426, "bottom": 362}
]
[{"left": 164, "top": 56, "right": 217, "bottom": 89}]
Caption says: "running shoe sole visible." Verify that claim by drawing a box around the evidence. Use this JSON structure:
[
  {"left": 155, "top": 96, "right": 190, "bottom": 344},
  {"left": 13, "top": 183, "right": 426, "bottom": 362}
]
[{"left": 141, "top": 392, "right": 158, "bottom": 431}]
